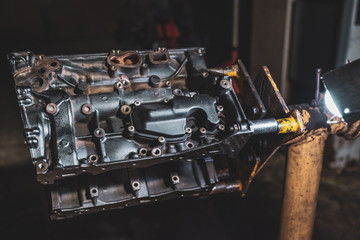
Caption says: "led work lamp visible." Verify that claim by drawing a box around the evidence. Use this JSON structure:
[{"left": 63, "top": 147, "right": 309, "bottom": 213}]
[{"left": 323, "top": 59, "right": 360, "bottom": 124}]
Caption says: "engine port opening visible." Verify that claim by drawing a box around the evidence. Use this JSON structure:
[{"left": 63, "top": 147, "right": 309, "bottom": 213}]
[
  {"left": 149, "top": 50, "right": 170, "bottom": 65},
  {"left": 108, "top": 51, "right": 142, "bottom": 68}
]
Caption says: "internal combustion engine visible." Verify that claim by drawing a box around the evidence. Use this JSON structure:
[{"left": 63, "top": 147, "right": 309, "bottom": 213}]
[{"left": 8, "top": 48, "right": 304, "bottom": 219}]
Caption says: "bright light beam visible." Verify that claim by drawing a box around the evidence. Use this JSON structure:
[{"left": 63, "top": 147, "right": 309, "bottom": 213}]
[{"left": 325, "top": 90, "right": 342, "bottom": 118}]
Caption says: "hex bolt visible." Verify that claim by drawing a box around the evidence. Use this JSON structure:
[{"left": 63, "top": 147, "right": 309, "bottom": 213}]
[
  {"left": 81, "top": 104, "right": 93, "bottom": 115},
  {"left": 46, "top": 103, "right": 58, "bottom": 115},
  {"left": 185, "top": 127, "right": 192, "bottom": 134}
]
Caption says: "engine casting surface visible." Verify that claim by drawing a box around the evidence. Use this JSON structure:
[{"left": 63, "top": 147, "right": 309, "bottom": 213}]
[{"left": 9, "top": 48, "right": 283, "bottom": 219}]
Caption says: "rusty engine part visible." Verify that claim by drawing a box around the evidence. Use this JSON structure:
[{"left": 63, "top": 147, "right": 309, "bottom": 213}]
[{"left": 8, "top": 48, "right": 306, "bottom": 219}]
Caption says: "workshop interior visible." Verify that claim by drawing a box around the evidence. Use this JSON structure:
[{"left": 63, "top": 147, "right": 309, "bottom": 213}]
[{"left": 1, "top": 0, "right": 360, "bottom": 239}]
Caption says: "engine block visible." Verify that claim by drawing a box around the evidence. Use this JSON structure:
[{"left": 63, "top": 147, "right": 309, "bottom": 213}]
[{"left": 8, "top": 48, "right": 296, "bottom": 219}]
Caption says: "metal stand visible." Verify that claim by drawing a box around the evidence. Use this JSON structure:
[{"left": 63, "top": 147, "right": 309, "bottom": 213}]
[{"left": 279, "top": 129, "right": 328, "bottom": 240}]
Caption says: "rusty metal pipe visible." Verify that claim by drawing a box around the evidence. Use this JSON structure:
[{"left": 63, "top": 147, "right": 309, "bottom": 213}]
[
  {"left": 279, "top": 129, "right": 328, "bottom": 240},
  {"left": 279, "top": 105, "right": 328, "bottom": 240}
]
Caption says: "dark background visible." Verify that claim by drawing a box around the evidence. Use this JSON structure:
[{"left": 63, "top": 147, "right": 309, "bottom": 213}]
[{"left": 0, "top": 0, "right": 359, "bottom": 239}]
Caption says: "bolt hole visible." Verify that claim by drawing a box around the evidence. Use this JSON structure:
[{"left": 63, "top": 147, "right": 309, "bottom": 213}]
[
  {"left": 132, "top": 181, "right": 140, "bottom": 189},
  {"left": 139, "top": 148, "right": 147, "bottom": 156},
  {"left": 122, "top": 79, "right": 130, "bottom": 86},
  {"left": 217, "top": 105, "right": 224, "bottom": 112},
  {"left": 151, "top": 148, "right": 161, "bottom": 156},
  {"left": 172, "top": 176, "right": 179, "bottom": 182},
  {"left": 88, "top": 154, "right": 99, "bottom": 163},
  {"left": 91, "top": 188, "right": 97, "bottom": 194},
  {"left": 173, "top": 89, "right": 183, "bottom": 96},
  {"left": 94, "top": 128, "right": 105, "bottom": 137},
  {"left": 185, "top": 127, "right": 192, "bottom": 134},
  {"left": 50, "top": 62, "right": 58, "bottom": 67},
  {"left": 115, "top": 81, "right": 123, "bottom": 89},
  {"left": 82, "top": 104, "right": 93, "bottom": 115},
  {"left": 186, "top": 142, "right": 194, "bottom": 149},
  {"left": 46, "top": 103, "right": 57, "bottom": 114},
  {"left": 121, "top": 105, "right": 132, "bottom": 115},
  {"left": 218, "top": 124, "right": 225, "bottom": 131},
  {"left": 220, "top": 80, "right": 231, "bottom": 89}
]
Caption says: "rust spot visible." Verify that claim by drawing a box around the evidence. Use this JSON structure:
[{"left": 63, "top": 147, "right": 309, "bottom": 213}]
[
  {"left": 301, "top": 110, "right": 311, "bottom": 125},
  {"left": 250, "top": 160, "right": 260, "bottom": 178},
  {"left": 263, "top": 67, "right": 279, "bottom": 92}
]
